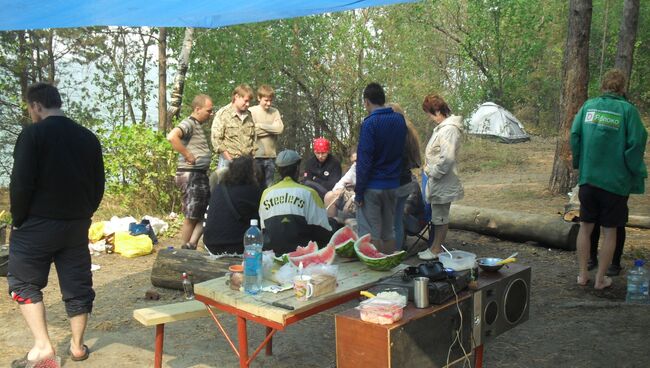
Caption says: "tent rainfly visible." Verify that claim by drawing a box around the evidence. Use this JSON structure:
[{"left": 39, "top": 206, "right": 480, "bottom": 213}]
[{"left": 466, "top": 102, "right": 530, "bottom": 143}]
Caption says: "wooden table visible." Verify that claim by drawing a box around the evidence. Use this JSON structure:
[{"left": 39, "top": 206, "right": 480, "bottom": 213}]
[{"left": 194, "top": 261, "right": 406, "bottom": 368}]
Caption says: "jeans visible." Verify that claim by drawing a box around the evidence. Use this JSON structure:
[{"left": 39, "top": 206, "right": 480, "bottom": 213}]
[{"left": 255, "top": 158, "right": 276, "bottom": 190}]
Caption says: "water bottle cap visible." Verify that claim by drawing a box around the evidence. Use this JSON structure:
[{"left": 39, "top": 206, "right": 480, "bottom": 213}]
[
  {"left": 634, "top": 259, "right": 645, "bottom": 267},
  {"left": 250, "top": 219, "right": 259, "bottom": 226}
]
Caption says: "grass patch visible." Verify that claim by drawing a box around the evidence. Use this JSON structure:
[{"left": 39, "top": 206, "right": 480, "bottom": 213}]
[{"left": 459, "top": 136, "right": 528, "bottom": 173}]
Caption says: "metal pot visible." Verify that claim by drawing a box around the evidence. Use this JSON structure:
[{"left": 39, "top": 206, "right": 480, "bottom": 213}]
[{"left": 477, "top": 257, "right": 506, "bottom": 272}]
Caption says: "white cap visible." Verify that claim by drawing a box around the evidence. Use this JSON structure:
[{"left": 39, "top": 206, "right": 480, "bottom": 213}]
[{"left": 250, "top": 219, "right": 259, "bottom": 226}]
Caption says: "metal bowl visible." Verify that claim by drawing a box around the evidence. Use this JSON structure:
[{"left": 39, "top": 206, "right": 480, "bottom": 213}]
[{"left": 477, "top": 257, "right": 505, "bottom": 272}]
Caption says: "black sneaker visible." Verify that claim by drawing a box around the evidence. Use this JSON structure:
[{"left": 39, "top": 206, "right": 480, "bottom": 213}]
[
  {"left": 606, "top": 264, "right": 622, "bottom": 276},
  {"left": 587, "top": 259, "right": 598, "bottom": 271}
]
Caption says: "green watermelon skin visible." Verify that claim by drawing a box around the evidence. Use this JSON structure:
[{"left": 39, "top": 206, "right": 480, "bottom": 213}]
[
  {"left": 331, "top": 226, "right": 358, "bottom": 258},
  {"left": 353, "top": 234, "right": 406, "bottom": 271}
]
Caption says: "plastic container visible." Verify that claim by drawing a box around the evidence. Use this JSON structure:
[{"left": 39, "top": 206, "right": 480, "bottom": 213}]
[
  {"left": 437, "top": 250, "right": 477, "bottom": 271},
  {"left": 243, "top": 220, "right": 263, "bottom": 295},
  {"left": 358, "top": 298, "right": 405, "bottom": 325},
  {"left": 626, "top": 259, "right": 649, "bottom": 304},
  {"left": 369, "top": 286, "right": 408, "bottom": 306}
]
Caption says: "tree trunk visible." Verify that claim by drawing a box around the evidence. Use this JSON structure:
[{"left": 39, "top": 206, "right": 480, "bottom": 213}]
[
  {"left": 157, "top": 27, "right": 168, "bottom": 132},
  {"left": 597, "top": 0, "right": 610, "bottom": 83},
  {"left": 614, "top": 0, "right": 639, "bottom": 88},
  {"left": 46, "top": 30, "right": 55, "bottom": 83},
  {"left": 167, "top": 27, "right": 194, "bottom": 124},
  {"left": 548, "top": 0, "right": 592, "bottom": 194},
  {"left": 449, "top": 205, "right": 579, "bottom": 250},
  {"left": 150, "top": 248, "right": 240, "bottom": 290}
]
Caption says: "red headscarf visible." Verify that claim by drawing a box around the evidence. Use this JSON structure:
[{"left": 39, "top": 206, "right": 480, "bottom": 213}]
[{"left": 313, "top": 137, "right": 330, "bottom": 153}]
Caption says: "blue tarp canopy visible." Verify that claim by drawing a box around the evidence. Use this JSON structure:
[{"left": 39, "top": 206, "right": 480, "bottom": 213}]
[{"left": 0, "top": 0, "right": 416, "bottom": 31}]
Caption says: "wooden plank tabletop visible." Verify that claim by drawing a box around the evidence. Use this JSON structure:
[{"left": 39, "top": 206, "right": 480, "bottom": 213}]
[{"left": 194, "top": 260, "right": 407, "bottom": 325}]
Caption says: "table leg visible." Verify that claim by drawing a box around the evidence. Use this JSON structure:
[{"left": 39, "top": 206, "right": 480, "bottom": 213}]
[
  {"left": 265, "top": 326, "right": 273, "bottom": 356},
  {"left": 154, "top": 324, "right": 164, "bottom": 368},
  {"left": 474, "top": 344, "right": 484, "bottom": 368},
  {"left": 237, "top": 316, "right": 249, "bottom": 368}
]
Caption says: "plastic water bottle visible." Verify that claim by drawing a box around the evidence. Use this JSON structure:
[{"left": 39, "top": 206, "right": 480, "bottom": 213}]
[
  {"left": 181, "top": 272, "right": 194, "bottom": 300},
  {"left": 626, "top": 260, "right": 649, "bottom": 304},
  {"left": 243, "top": 219, "right": 263, "bottom": 295}
]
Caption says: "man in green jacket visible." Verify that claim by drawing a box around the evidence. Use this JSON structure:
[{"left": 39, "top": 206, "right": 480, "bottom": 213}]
[{"left": 570, "top": 68, "right": 648, "bottom": 290}]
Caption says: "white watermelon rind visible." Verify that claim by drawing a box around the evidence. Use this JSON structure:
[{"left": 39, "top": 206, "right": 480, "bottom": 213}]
[{"left": 353, "top": 235, "right": 406, "bottom": 271}]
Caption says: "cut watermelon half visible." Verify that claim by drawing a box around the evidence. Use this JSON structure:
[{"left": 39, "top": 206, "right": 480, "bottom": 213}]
[
  {"left": 330, "top": 225, "right": 358, "bottom": 258},
  {"left": 353, "top": 234, "right": 406, "bottom": 271},
  {"left": 273, "top": 241, "right": 319, "bottom": 264},
  {"left": 289, "top": 243, "right": 336, "bottom": 267}
]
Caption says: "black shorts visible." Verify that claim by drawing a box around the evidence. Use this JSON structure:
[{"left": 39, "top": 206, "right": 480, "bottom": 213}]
[
  {"left": 7, "top": 216, "right": 95, "bottom": 317},
  {"left": 578, "top": 184, "right": 629, "bottom": 228}
]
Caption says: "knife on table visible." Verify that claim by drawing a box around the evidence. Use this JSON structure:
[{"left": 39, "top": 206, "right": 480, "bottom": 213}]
[{"left": 255, "top": 297, "right": 295, "bottom": 311}]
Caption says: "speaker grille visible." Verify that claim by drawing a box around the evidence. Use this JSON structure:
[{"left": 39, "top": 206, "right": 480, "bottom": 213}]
[{"left": 504, "top": 278, "right": 528, "bottom": 325}]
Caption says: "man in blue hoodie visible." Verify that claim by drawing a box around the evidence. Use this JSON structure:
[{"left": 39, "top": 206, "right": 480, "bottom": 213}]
[{"left": 355, "top": 83, "right": 407, "bottom": 253}]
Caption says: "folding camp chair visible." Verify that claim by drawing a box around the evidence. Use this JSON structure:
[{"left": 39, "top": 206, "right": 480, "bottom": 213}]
[{"left": 403, "top": 173, "right": 434, "bottom": 253}]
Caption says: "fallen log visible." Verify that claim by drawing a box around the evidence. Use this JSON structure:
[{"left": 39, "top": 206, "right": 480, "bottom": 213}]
[
  {"left": 450, "top": 205, "right": 579, "bottom": 250},
  {"left": 150, "top": 248, "right": 241, "bottom": 290}
]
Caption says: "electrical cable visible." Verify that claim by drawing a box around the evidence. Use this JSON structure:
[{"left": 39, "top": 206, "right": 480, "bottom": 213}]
[{"left": 446, "top": 281, "right": 472, "bottom": 368}]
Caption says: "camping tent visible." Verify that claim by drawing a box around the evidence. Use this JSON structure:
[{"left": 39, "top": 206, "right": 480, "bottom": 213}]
[{"left": 465, "top": 102, "right": 530, "bottom": 143}]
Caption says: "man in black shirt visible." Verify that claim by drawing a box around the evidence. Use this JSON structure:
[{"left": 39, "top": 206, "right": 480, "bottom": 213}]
[
  {"left": 8, "top": 83, "right": 104, "bottom": 366},
  {"left": 301, "top": 137, "right": 342, "bottom": 198}
]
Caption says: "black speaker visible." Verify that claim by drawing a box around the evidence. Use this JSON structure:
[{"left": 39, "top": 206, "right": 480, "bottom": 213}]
[{"left": 474, "top": 264, "right": 531, "bottom": 345}]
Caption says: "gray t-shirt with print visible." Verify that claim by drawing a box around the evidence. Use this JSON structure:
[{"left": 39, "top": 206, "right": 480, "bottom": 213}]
[{"left": 176, "top": 117, "right": 211, "bottom": 170}]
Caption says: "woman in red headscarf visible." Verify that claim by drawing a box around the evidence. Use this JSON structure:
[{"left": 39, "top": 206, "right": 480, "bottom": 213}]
[{"left": 301, "top": 137, "right": 342, "bottom": 198}]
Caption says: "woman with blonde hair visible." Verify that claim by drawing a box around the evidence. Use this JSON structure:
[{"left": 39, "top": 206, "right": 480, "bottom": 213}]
[
  {"left": 387, "top": 103, "right": 422, "bottom": 250},
  {"left": 417, "top": 94, "right": 464, "bottom": 260}
]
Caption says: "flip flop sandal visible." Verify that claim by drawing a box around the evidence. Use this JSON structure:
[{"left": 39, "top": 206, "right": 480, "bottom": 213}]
[
  {"left": 70, "top": 344, "right": 90, "bottom": 362},
  {"left": 11, "top": 355, "right": 61, "bottom": 368}
]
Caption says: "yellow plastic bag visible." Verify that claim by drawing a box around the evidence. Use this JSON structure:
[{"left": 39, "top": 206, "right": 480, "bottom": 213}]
[
  {"left": 113, "top": 231, "right": 153, "bottom": 258},
  {"left": 88, "top": 222, "right": 106, "bottom": 242}
]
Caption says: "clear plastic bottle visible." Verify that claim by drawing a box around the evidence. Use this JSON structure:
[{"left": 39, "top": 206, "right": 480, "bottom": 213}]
[
  {"left": 243, "top": 219, "right": 263, "bottom": 295},
  {"left": 182, "top": 272, "right": 194, "bottom": 300},
  {"left": 625, "top": 260, "right": 649, "bottom": 304}
]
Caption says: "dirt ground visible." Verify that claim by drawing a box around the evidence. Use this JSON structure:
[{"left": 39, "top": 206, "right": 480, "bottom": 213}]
[{"left": 1, "top": 136, "right": 649, "bottom": 367}]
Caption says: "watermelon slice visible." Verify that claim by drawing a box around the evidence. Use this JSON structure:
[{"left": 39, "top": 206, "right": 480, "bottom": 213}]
[
  {"left": 330, "top": 225, "right": 358, "bottom": 258},
  {"left": 354, "top": 234, "right": 406, "bottom": 271},
  {"left": 289, "top": 243, "right": 336, "bottom": 267},
  {"left": 274, "top": 241, "right": 319, "bottom": 264}
]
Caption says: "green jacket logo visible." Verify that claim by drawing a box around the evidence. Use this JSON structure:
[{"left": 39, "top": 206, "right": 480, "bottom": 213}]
[{"left": 585, "top": 109, "right": 622, "bottom": 130}]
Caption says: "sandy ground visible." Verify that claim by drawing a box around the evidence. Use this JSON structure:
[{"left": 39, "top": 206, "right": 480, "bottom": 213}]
[{"left": 1, "top": 136, "right": 649, "bottom": 367}]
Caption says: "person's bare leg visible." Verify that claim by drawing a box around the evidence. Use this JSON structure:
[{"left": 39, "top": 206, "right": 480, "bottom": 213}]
[
  {"left": 19, "top": 302, "right": 56, "bottom": 361},
  {"left": 430, "top": 224, "right": 448, "bottom": 254},
  {"left": 189, "top": 221, "right": 204, "bottom": 246},
  {"left": 324, "top": 190, "right": 339, "bottom": 218},
  {"left": 595, "top": 226, "right": 615, "bottom": 289},
  {"left": 180, "top": 218, "right": 196, "bottom": 244},
  {"left": 69, "top": 313, "right": 88, "bottom": 358},
  {"left": 576, "top": 222, "right": 595, "bottom": 285}
]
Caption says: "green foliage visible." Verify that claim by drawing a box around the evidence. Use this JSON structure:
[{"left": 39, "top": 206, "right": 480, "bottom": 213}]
[{"left": 100, "top": 124, "right": 179, "bottom": 215}]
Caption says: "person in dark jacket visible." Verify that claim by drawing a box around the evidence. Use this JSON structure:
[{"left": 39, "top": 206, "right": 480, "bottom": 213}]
[
  {"left": 301, "top": 137, "right": 342, "bottom": 198},
  {"left": 8, "top": 82, "right": 105, "bottom": 366},
  {"left": 355, "top": 83, "right": 406, "bottom": 253},
  {"left": 203, "top": 156, "right": 262, "bottom": 255}
]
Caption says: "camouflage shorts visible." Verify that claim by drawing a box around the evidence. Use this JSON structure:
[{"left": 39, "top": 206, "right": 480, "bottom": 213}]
[{"left": 175, "top": 171, "right": 210, "bottom": 220}]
